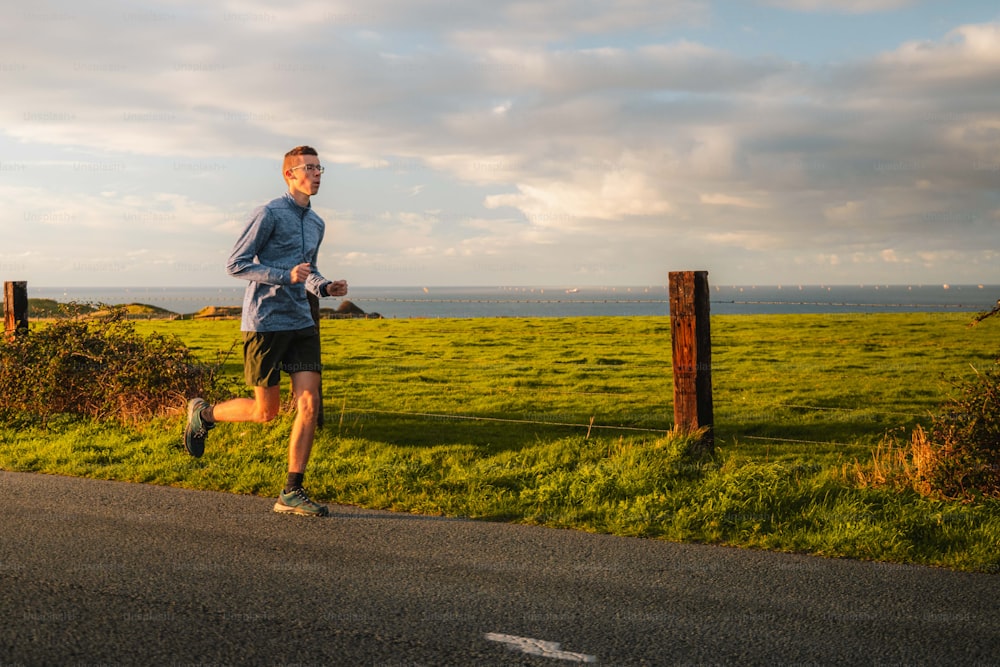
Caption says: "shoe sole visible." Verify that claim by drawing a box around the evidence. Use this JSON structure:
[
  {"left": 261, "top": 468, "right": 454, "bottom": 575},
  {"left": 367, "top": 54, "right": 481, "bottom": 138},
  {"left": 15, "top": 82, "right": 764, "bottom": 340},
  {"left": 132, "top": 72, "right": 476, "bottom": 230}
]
[
  {"left": 273, "top": 502, "right": 329, "bottom": 517},
  {"left": 184, "top": 399, "right": 206, "bottom": 458}
]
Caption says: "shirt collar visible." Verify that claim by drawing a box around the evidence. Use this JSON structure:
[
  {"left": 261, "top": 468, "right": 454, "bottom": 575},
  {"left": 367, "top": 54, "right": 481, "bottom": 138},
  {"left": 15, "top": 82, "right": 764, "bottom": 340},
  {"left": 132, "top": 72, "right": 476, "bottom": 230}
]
[{"left": 283, "top": 192, "right": 311, "bottom": 211}]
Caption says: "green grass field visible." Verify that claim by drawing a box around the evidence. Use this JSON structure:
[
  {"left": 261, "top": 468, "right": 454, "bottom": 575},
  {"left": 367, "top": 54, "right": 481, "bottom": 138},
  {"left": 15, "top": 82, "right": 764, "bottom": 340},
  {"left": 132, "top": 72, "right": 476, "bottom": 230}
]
[{"left": 2, "top": 313, "right": 998, "bottom": 572}]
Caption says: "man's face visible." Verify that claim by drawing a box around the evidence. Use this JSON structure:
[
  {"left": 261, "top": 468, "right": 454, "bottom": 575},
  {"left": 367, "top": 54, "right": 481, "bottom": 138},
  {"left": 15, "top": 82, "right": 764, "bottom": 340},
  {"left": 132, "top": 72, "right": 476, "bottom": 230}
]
[{"left": 285, "top": 154, "right": 322, "bottom": 198}]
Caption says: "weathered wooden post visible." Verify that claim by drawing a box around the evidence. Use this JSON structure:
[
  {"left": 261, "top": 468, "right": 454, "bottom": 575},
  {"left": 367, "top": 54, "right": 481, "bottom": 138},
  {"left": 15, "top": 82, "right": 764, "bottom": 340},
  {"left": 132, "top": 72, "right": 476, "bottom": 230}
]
[
  {"left": 3, "top": 281, "right": 28, "bottom": 341},
  {"left": 669, "top": 271, "right": 713, "bottom": 448}
]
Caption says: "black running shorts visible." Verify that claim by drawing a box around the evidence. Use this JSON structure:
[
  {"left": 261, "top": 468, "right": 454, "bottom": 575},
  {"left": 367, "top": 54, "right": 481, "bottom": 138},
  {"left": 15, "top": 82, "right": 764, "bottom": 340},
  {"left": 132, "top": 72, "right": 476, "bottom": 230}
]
[{"left": 243, "top": 326, "right": 322, "bottom": 387}]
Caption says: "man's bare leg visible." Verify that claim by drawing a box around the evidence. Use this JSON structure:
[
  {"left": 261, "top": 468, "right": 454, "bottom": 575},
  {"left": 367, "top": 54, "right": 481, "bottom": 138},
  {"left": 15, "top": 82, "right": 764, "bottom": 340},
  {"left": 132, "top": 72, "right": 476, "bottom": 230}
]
[
  {"left": 287, "top": 371, "right": 321, "bottom": 474},
  {"left": 202, "top": 377, "right": 320, "bottom": 472},
  {"left": 271, "top": 371, "right": 327, "bottom": 516},
  {"left": 209, "top": 385, "right": 281, "bottom": 423},
  {"left": 184, "top": 385, "right": 280, "bottom": 458}
]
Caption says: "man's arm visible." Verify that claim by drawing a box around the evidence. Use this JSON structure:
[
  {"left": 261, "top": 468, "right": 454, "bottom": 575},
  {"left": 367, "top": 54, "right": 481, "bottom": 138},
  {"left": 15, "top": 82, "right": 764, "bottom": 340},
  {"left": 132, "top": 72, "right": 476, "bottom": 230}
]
[
  {"left": 305, "top": 271, "right": 333, "bottom": 297},
  {"left": 305, "top": 273, "right": 347, "bottom": 297},
  {"left": 296, "top": 215, "right": 347, "bottom": 297},
  {"left": 226, "top": 206, "right": 293, "bottom": 285}
]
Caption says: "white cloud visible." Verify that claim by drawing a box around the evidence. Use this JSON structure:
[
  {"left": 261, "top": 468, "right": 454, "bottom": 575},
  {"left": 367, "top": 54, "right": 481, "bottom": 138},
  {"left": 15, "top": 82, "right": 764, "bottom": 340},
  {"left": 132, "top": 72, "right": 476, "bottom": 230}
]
[
  {"left": 700, "top": 193, "right": 768, "bottom": 209},
  {"left": 760, "top": 0, "right": 916, "bottom": 13},
  {"left": 824, "top": 200, "right": 866, "bottom": 223},
  {"left": 484, "top": 170, "right": 674, "bottom": 227},
  {"left": 705, "top": 231, "right": 782, "bottom": 251},
  {"left": 879, "top": 248, "right": 902, "bottom": 263},
  {"left": 1, "top": 184, "right": 235, "bottom": 284},
  {"left": 874, "top": 23, "right": 1000, "bottom": 81}
]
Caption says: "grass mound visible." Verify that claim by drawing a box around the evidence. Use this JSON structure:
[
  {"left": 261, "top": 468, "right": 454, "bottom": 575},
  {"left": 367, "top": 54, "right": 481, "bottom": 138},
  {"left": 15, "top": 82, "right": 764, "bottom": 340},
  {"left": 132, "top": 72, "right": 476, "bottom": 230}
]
[
  {"left": 91, "top": 303, "right": 176, "bottom": 317},
  {"left": 192, "top": 306, "right": 242, "bottom": 319}
]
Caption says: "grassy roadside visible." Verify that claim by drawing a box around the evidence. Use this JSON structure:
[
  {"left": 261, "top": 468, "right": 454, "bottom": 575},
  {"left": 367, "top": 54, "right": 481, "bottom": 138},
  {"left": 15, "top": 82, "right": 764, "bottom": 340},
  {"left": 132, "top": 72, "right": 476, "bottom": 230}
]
[{"left": 2, "top": 313, "right": 998, "bottom": 572}]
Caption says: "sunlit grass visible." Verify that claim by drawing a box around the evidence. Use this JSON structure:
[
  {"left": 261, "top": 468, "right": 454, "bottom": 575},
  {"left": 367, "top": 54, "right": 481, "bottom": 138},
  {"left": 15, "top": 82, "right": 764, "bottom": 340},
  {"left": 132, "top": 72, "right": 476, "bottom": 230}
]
[{"left": 1, "top": 313, "right": 997, "bottom": 572}]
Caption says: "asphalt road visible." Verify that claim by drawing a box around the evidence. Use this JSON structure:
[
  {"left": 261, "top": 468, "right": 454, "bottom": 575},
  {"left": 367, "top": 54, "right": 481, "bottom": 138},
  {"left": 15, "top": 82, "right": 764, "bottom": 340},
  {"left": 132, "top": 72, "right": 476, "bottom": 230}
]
[{"left": 1, "top": 470, "right": 997, "bottom": 666}]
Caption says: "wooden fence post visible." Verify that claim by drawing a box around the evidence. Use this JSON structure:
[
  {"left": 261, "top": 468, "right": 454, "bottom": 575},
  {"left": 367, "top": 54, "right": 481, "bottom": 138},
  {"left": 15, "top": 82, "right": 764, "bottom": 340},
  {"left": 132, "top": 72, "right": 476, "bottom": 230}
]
[
  {"left": 669, "top": 271, "right": 713, "bottom": 448},
  {"left": 4, "top": 281, "right": 29, "bottom": 341}
]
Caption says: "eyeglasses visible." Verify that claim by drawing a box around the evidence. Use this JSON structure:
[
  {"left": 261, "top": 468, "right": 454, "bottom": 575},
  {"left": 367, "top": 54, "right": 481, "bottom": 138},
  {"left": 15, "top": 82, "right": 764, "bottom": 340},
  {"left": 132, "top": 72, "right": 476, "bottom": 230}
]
[{"left": 289, "top": 164, "right": 325, "bottom": 174}]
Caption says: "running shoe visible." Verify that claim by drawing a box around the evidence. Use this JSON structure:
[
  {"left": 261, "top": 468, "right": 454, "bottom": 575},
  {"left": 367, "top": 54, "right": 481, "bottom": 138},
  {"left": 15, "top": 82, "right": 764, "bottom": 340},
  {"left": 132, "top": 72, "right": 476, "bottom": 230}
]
[
  {"left": 183, "top": 398, "right": 214, "bottom": 458},
  {"left": 273, "top": 487, "right": 329, "bottom": 517}
]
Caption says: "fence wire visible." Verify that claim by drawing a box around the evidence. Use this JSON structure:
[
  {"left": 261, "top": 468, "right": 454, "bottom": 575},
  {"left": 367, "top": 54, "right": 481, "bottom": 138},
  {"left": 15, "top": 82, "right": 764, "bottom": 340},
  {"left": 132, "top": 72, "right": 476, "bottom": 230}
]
[
  {"left": 328, "top": 392, "right": 937, "bottom": 448},
  {"left": 307, "top": 317, "right": 983, "bottom": 448},
  {"left": 340, "top": 408, "right": 673, "bottom": 434}
]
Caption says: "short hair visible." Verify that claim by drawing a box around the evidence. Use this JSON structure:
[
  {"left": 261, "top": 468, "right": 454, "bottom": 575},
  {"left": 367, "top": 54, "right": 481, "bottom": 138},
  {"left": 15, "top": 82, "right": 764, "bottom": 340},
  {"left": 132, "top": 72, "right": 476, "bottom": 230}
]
[{"left": 283, "top": 145, "right": 319, "bottom": 174}]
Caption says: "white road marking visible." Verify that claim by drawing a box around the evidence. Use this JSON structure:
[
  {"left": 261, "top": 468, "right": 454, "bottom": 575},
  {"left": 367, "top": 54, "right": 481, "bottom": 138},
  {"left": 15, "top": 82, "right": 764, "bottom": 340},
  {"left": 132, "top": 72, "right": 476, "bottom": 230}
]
[{"left": 484, "top": 632, "right": 598, "bottom": 663}]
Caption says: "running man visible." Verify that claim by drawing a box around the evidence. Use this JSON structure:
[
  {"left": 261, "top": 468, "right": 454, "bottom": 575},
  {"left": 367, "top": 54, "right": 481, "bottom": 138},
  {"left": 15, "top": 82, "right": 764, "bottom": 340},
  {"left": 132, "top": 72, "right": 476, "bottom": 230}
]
[{"left": 184, "top": 145, "right": 347, "bottom": 517}]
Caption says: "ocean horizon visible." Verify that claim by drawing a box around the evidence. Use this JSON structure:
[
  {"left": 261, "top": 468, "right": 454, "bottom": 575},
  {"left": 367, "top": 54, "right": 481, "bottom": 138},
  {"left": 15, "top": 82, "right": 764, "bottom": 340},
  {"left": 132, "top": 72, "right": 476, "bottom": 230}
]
[{"left": 19, "top": 283, "right": 1000, "bottom": 318}]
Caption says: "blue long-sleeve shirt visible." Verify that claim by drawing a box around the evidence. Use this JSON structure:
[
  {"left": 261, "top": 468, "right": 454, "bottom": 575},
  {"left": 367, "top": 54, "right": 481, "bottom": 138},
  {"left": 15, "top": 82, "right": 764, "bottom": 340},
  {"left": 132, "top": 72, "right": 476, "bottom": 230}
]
[{"left": 226, "top": 193, "right": 334, "bottom": 332}]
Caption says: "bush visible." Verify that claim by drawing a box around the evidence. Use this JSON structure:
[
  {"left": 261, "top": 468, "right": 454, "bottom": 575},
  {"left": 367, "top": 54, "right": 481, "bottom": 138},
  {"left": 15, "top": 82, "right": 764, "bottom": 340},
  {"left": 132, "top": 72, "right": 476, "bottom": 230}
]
[
  {"left": 0, "top": 305, "right": 232, "bottom": 426},
  {"left": 925, "top": 360, "right": 1000, "bottom": 499},
  {"left": 855, "top": 359, "right": 1000, "bottom": 500}
]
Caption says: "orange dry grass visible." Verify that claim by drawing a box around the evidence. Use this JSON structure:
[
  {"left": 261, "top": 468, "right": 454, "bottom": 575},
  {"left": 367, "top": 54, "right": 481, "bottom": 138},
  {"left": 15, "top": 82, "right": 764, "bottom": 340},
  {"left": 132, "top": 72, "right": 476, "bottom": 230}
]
[{"left": 851, "top": 425, "right": 937, "bottom": 497}]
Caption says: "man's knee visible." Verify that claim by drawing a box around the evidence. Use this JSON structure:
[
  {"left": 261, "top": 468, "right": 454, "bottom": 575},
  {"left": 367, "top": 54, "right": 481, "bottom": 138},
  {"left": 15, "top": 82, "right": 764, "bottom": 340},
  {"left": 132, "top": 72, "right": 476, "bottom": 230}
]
[
  {"left": 252, "top": 387, "right": 281, "bottom": 422},
  {"left": 296, "top": 389, "right": 319, "bottom": 420},
  {"left": 251, "top": 405, "right": 280, "bottom": 423}
]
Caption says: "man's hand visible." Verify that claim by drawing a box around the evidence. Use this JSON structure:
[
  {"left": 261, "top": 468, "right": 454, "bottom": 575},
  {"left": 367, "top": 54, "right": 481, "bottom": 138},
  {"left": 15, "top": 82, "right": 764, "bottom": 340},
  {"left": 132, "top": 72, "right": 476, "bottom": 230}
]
[
  {"left": 327, "top": 280, "right": 348, "bottom": 297},
  {"left": 289, "top": 262, "right": 312, "bottom": 284}
]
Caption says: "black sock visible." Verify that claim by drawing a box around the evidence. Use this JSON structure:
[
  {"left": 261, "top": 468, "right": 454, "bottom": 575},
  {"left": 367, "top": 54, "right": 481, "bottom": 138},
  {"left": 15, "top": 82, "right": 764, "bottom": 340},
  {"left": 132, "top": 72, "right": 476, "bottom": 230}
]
[
  {"left": 199, "top": 405, "right": 215, "bottom": 424},
  {"left": 285, "top": 472, "right": 304, "bottom": 493}
]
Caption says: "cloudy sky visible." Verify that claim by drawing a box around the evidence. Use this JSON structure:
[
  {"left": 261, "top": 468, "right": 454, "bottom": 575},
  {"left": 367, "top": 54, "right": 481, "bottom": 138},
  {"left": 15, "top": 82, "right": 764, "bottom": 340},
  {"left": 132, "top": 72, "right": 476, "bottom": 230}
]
[{"left": 2, "top": 0, "right": 999, "bottom": 288}]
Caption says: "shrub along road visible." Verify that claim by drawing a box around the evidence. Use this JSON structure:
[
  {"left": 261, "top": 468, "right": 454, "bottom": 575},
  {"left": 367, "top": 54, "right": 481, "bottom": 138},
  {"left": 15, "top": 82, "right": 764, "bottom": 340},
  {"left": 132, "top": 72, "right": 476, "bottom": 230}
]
[{"left": 1, "top": 470, "right": 996, "bottom": 665}]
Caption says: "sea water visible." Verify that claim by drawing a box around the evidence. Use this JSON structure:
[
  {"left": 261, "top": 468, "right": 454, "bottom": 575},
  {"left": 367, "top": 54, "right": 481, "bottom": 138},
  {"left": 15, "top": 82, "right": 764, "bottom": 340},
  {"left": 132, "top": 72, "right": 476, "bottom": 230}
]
[{"left": 25, "top": 284, "right": 999, "bottom": 318}]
